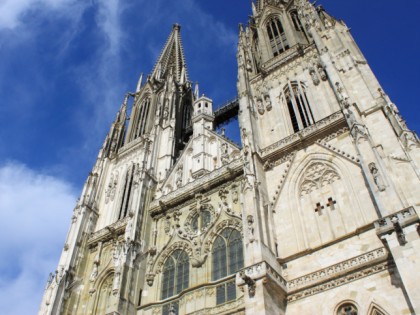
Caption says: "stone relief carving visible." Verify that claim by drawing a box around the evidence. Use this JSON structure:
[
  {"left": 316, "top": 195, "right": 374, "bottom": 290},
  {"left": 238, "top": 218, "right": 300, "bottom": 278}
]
[
  {"left": 105, "top": 172, "right": 118, "bottom": 204},
  {"left": 300, "top": 162, "right": 341, "bottom": 196}
]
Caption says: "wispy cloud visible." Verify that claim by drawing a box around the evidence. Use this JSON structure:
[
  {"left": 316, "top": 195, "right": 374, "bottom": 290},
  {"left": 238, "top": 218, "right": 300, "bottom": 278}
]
[
  {"left": 0, "top": 162, "right": 76, "bottom": 315},
  {"left": 0, "top": 0, "right": 82, "bottom": 30}
]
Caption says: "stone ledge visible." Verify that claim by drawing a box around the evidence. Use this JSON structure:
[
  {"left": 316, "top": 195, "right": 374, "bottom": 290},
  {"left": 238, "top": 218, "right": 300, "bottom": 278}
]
[
  {"left": 287, "top": 260, "right": 391, "bottom": 303},
  {"left": 259, "top": 111, "right": 346, "bottom": 159},
  {"left": 374, "top": 207, "right": 419, "bottom": 236},
  {"left": 87, "top": 217, "right": 129, "bottom": 247},
  {"left": 149, "top": 158, "right": 243, "bottom": 217},
  {"left": 287, "top": 247, "right": 387, "bottom": 293}
]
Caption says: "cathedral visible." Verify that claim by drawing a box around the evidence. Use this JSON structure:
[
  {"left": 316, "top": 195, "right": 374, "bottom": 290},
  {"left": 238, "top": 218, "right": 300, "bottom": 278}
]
[{"left": 39, "top": 0, "right": 420, "bottom": 314}]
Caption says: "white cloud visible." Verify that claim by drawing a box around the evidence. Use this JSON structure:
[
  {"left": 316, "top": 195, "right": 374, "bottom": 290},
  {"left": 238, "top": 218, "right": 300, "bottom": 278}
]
[
  {"left": 0, "top": 0, "right": 80, "bottom": 30},
  {"left": 0, "top": 162, "right": 77, "bottom": 315}
]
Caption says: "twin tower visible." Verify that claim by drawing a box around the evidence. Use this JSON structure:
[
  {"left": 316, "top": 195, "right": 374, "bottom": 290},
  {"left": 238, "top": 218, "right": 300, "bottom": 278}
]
[{"left": 40, "top": 1, "right": 420, "bottom": 314}]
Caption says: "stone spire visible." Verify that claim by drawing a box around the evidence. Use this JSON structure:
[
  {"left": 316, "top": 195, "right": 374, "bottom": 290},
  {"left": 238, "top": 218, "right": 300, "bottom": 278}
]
[{"left": 150, "top": 23, "right": 189, "bottom": 84}]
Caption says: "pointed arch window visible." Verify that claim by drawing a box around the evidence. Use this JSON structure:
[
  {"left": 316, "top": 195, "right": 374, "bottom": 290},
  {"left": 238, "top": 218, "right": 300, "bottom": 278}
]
[
  {"left": 212, "top": 228, "right": 243, "bottom": 305},
  {"left": 266, "top": 17, "right": 289, "bottom": 57},
  {"left": 290, "top": 11, "right": 304, "bottom": 32},
  {"left": 284, "top": 81, "right": 315, "bottom": 133},
  {"left": 161, "top": 250, "right": 190, "bottom": 300},
  {"left": 135, "top": 97, "right": 151, "bottom": 139}
]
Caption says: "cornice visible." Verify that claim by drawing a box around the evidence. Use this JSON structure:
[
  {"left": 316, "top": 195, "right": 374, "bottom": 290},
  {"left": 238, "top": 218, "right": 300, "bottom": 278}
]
[
  {"left": 259, "top": 110, "right": 346, "bottom": 161},
  {"left": 149, "top": 158, "right": 243, "bottom": 217}
]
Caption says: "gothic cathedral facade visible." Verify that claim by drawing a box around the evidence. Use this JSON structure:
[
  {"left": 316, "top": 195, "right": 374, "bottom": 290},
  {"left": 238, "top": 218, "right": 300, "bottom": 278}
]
[{"left": 39, "top": 1, "right": 420, "bottom": 314}]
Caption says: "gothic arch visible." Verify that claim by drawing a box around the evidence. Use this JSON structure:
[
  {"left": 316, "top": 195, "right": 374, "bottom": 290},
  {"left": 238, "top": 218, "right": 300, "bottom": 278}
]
[
  {"left": 92, "top": 271, "right": 115, "bottom": 315},
  {"left": 153, "top": 241, "right": 193, "bottom": 274},
  {"left": 274, "top": 151, "right": 368, "bottom": 255},
  {"left": 334, "top": 300, "right": 360, "bottom": 315},
  {"left": 366, "top": 302, "right": 391, "bottom": 315},
  {"left": 203, "top": 219, "right": 243, "bottom": 254}
]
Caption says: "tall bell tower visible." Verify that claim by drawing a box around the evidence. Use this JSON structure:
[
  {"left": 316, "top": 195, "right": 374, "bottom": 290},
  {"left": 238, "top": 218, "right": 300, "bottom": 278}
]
[{"left": 237, "top": 0, "right": 420, "bottom": 314}]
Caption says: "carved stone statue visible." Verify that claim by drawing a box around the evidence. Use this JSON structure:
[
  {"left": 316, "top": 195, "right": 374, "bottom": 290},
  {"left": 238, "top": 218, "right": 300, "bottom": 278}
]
[
  {"left": 256, "top": 98, "right": 265, "bottom": 115},
  {"left": 89, "top": 262, "right": 99, "bottom": 282},
  {"left": 221, "top": 143, "right": 230, "bottom": 165},
  {"left": 310, "top": 68, "right": 320, "bottom": 86},
  {"left": 264, "top": 94, "right": 272, "bottom": 111},
  {"left": 344, "top": 107, "right": 357, "bottom": 127},
  {"left": 369, "top": 162, "right": 386, "bottom": 192},
  {"left": 124, "top": 212, "right": 134, "bottom": 244},
  {"left": 175, "top": 165, "right": 183, "bottom": 188},
  {"left": 247, "top": 215, "right": 255, "bottom": 243}
]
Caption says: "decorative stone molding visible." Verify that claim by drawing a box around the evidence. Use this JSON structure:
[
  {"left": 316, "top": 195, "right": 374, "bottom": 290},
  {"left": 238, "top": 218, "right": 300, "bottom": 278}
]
[
  {"left": 149, "top": 158, "right": 243, "bottom": 217},
  {"left": 316, "top": 139, "right": 359, "bottom": 164},
  {"left": 236, "top": 261, "right": 287, "bottom": 292},
  {"left": 374, "top": 207, "right": 419, "bottom": 241},
  {"left": 270, "top": 152, "right": 296, "bottom": 208},
  {"left": 287, "top": 261, "right": 390, "bottom": 302},
  {"left": 260, "top": 111, "right": 345, "bottom": 158},
  {"left": 141, "top": 279, "right": 244, "bottom": 315},
  {"left": 299, "top": 162, "right": 341, "bottom": 196},
  {"left": 87, "top": 217, "right": 129, "bottom": 247},
  {"left": 287, "top": 247, "right": 387, "bottom": 293},
  {"left": 204, "top": 219, "right": 243, "bottom": 254}
]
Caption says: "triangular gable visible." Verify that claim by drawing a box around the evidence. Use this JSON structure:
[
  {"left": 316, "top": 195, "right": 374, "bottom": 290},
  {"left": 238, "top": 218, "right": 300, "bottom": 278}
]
[{"left": 156, "top": 129, "right": 240, "bottom": 198}]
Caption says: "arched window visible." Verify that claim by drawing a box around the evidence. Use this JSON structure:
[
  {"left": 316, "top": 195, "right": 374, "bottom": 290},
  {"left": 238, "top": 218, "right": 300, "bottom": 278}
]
[
  {"left": 95, "top": 274, "right": 113, "bottom": 315},
  {"left": 284, "top": 81, "right": 315, "bottom": 132},
  {"left": 290, "top": 10, "right": 304, "bottom": 32},
  {"left": 337, "top": 303, "right": 358, "bottom": 315},
  {"left": 135, "top": 98, "right": 151, "bottom": 139},
  {"left": 266, "top": 17, "right": 289, "bottom": 57},
  {"left": 118, "top": 165, "right": 135, "bottom": 220},
  {"left": 191, "top": 210, "right": 211, "bottom": 232},
  {"left": 212, "top": 228, "right": 243, "bottom": 305},
  {"left": 161, "top": 250, "right": 189, "bottom": 300}
]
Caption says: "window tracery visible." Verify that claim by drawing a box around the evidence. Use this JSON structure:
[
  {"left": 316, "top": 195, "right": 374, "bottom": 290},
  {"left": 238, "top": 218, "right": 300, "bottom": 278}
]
[
  {"left": 284, "top": 81, "right": 315, "bottom": 132},
  {"left": 212, "top": 228, "right": 243, "bottom": 305},
  {"left": 118, "top": 165, "right": 135, "bottom": 220},
  {"left": 161, "top": 250, "right": 189, "bottom": 300},
  {"left": 266, "top": 17, "right": 289, "bottom": 57},
  {"left": 135, "top": 97, "right": 151, "bottom": 138},
  {"left": 299, "top": 162, "right": 340, "bottom": 196},
  {"left": 337, "top": 303, "right": 358, "bottom": 315}
]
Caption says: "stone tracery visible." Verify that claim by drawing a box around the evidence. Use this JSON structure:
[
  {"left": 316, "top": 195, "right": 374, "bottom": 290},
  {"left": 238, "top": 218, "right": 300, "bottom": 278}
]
[{"left": 299, "top": 162, "right": 341, "bottom": 196}]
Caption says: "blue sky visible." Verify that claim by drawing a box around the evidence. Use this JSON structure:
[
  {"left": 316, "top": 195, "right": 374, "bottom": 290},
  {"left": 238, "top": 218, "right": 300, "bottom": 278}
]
[{"left": 0, "top": 1, "right": 418, "bottom": 314}]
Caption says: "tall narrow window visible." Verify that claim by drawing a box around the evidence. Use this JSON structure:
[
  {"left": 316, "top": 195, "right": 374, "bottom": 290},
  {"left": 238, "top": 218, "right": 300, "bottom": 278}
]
[
  {"left": 266, "top": 17, "right": 289, "bottom": 57},
  {"left": 118, "top": 165, "right": 135, "bottom": 220},
  {"left": 161, "top": 250, "right": 189, "bottom": 300},
  {"left": 212, "top": 228, "right": 244, "bottom": 305},
  {"left": 284, "top": 82, "right": 315, "bottom": 133},
  {"left": 290, "top": 11, "right": 304, "bottom": 32},
  {"left": 135, "top": 98, "right": 151, "bottom": 139}
]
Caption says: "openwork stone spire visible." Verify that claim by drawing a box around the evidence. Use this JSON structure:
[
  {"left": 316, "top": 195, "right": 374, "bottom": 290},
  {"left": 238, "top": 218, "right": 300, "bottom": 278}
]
[{"left": 150, "top": 23, "right": 189, "bottom": 84}]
